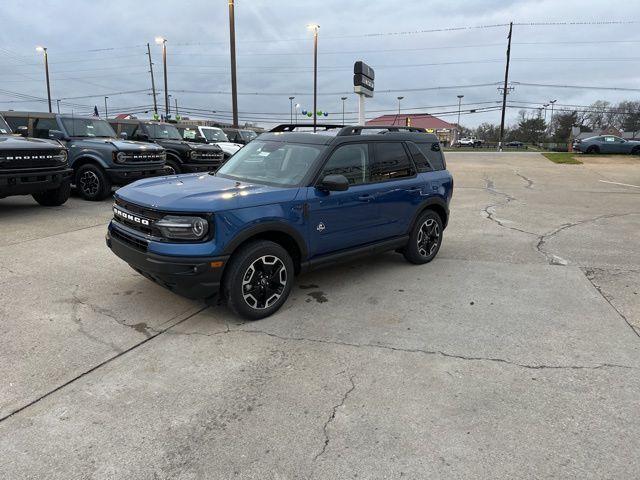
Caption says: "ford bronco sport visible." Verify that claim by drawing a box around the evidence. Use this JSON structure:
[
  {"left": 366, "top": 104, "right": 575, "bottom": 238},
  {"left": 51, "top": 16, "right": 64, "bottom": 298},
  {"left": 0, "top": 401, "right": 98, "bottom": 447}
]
[
  {"left": 0, "top": 113, "right": 71, "bottom": 205},
  {"left": 2, "top": 111, "right": 168, "bottom": 201},
  {"left": 110, "top": 120, "right": 225, "bottom": 175},
  {"left": 106, "top": 125, "right": 453, "bottom": 319}
]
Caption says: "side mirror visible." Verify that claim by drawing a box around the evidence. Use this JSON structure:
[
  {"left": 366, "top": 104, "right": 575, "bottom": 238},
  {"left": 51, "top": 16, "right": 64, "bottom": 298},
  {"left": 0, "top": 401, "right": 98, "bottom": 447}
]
[
  {"left": 16, "top": 126, "right": 29, "bottom": 137},
  {"left": 48, "top": 129, "right": 65, "bottom": 141},
  {"left": 119, "top": 132, "right": 128, "bottom": 140},
  {"left": 318, "top": 174, "right": 349, "bottom": 192}
]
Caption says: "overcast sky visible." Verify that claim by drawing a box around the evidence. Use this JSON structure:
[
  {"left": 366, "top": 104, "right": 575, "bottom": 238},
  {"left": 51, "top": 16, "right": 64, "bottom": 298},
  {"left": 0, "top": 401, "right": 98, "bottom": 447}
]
[{"left": 1, "top": 0, "right": 639, "bottom": 128}]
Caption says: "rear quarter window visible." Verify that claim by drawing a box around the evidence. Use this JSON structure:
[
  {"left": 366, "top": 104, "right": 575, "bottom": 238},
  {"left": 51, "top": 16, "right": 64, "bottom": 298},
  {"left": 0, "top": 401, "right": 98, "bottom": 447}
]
[{"left": 416, "top": 142, "right": 446, "bottom": 171}]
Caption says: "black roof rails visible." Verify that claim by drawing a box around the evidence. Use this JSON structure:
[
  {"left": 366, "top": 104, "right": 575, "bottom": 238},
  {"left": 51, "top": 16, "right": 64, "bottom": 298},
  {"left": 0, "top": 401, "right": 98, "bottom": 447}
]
[
  {"left": 270, "top": 123, "right": 345, "bottom": 132},
  {"left": 337, "top": 125, "right": 427, "bottom": 136}
]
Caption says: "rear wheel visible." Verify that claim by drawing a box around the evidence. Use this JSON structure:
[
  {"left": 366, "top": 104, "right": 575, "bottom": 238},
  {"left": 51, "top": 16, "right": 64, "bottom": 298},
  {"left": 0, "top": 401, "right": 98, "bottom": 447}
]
[
  {"left": 32, "top": 179, "right": 71, "bottom": 206},
  {"left": 631, "top": 146, "right": 640, "bottom": 155},
  {"left": 223, "top": 240, "right": 294, "bottom": 320},
  {"left": 403, "top": 210, "right": 443, "bottom": 264},
  {"left": 75, "top": 164, "right": 111, "bottom": 201}
]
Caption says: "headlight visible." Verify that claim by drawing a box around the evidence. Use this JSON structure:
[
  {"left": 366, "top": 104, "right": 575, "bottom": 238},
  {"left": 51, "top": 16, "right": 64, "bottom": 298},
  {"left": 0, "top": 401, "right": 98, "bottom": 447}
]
[
  {"left": 155, "top": 215, "right": 209, "bottom": 240},
  {"left": 58, "top": 149, "right": 68, "bottom": 163},
  {"left": 113, "top": 151, "right": 127, "bottom": 163},
  {"left": 189, "top": 149, "right": 197, "bottom": 159}
]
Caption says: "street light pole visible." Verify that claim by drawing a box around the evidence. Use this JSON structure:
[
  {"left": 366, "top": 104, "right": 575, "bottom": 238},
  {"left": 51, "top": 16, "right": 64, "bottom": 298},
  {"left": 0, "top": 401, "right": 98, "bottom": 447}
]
[
  {"left": 295, "top": 103, "right": 300, "bottom": 124},
  {"left": 341, "top": 96, "right": 347, "bottom": 125},
  {"left": 456, "top": 95, "right": 464, "bottom": 144},
  {"left": 146, "top": 43, "right": 158, "bottom": 115},
  {"left": 36, "top": 46, "right": 52, "bottom": 113},
  {"left": 174, "top": 97, "right": 179, "bottom": 118},
  {"left": 397, "top": 96, "right": 404, "bottom": 114},
  {"left": 228, "top": 0, "right": 239, "bottom": 128},
  {"left": 155, "top": 37, "right": 169, "bottom": 120},
  {"left": 104, "top": 96, "right": 109, "bottom": 118},
  {"left": 549, "top": 99, "right": 557, "bottom": 130},
  {"left": 289, "top": 96, "right": 295, "bottom": 123},
  {"left": 308, "top": 24, "right": 320, "bottom": 132}
]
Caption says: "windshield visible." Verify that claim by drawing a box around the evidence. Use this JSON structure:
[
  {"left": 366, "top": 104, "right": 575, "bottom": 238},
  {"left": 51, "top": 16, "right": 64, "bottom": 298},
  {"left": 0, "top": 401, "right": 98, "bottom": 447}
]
[
  {"left": 0, "top": 115, "right": 10, "bottom": 135},
  {"left": 216, "top": 140, "right": 325, "bottom": 187},
  {"left": 61, "top": 118, "right": 116, "bottom": 137},
  {"left": 146, "top": 123, "right": 183, "bottom": 140},
  {"left": 241, "top": 130, "right": 258, "bottom": 141},
  {"left": 201, "top": 127, "right": 229, "bottom": 142}
]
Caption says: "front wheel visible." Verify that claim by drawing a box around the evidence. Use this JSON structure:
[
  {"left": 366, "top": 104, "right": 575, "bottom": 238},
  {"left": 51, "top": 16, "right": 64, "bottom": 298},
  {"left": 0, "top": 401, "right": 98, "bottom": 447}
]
[
  {"left": 75, "top": 164, "right": 111, "bottom": 201},
  {"left": 586, "top": 146, "right": 599, "bottom": 154},
  {"left": 223, "top": 240, "right": 294, "bottom": 320},
  {"left": 403, "top": 210, "right": 443, "bottom": 264},
  {"left": 32, "top": 179, "right": 71, "bottom": 206}
]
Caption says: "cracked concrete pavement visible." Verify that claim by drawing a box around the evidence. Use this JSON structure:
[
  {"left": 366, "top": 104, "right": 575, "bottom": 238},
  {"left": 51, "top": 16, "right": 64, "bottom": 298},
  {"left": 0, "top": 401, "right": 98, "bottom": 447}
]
[{"left": 0, "top": 152, "right": 639, "bottom": 479}]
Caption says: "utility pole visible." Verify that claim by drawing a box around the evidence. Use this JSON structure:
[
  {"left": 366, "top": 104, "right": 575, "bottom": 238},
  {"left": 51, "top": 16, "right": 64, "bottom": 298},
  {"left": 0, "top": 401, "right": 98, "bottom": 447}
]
[
  {"left": 36, "top": 46, "right": 52, "bottom": 113},
  {"left": 146, "top": 43, "right": 158, "bottom": 115},
  {"left": 341, "top": 96, "right": 347, "bottom": 125},
  {"left": 104, "top": 96, "right": 109, "bottom": 118},
  {"left": 549, "top": 99, "right": 557, "bottom": 135},
  {"left": 228, "top": 0, "right": 239, "bottom": 127},
  {"left": 174, "top": 97, "right": 179, "bottom": 118},
  {"left": 498, "top": 22, "right": 513, "bottom": 152},
  {"left": 456, "top": 94, "right": 464, "bottom": 144},
  {"left": 289, "top": 96, "right": 295, "bottom": 123},
  {"left": 308, "top": 24, "right": 320, "bottom": 132}
]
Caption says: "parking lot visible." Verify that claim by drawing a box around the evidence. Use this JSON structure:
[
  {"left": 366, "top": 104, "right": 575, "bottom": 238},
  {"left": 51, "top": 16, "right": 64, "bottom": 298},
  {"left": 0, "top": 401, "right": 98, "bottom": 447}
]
[{"left": 1, "top": 151, "right": 639, "bottom": 478}]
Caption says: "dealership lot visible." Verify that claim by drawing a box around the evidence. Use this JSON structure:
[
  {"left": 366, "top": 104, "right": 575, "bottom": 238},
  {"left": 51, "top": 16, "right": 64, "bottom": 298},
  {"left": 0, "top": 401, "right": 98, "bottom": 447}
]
[{"left": 1, "top": 152, "right": 639, "bottom": 478}]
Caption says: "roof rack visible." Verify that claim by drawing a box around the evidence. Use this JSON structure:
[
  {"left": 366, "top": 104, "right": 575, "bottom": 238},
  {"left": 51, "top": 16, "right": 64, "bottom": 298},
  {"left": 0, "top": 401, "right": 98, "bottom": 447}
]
[
  {"left": 270, "top": 123, "right": 345, "bottom": 132},
  {"left": 337, "top": 125, "right": 427, "bottom": 136}
]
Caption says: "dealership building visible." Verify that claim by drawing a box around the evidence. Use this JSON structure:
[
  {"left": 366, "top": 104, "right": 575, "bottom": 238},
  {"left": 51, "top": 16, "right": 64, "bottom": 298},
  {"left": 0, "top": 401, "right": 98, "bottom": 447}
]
[{"left": 366, "top": 114, "right": 457, "bottom": 146}]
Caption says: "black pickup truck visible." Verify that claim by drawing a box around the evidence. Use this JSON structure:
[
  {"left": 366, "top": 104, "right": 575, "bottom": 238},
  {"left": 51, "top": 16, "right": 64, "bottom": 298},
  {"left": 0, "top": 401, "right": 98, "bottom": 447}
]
[{"left": 0, "top": 113, "right": 71, "bottom": 206}]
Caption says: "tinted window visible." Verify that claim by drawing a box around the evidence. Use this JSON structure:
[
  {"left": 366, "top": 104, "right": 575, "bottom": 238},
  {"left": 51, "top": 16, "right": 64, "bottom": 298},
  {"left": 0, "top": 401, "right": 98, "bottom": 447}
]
[
  {"left": 416, "top": 142, "right": 445, "bottom": 170},
  {"left": 406, "top": 142, "right": 433, "bottom": 172},
  {"left": 3, "top": 116, "right": 27, "bottom": 133},
  {"left": 0, "top": 115, "right": 11, "bottom": 134},
  {"left": 120, "top": 123, "right": 138, "bottom": 138},
  {"left": 371, "top": 142, "right": 415, "bottom": 181},
  {"left": 321, "top": 144, "right": 370, "bottom": 185},
  {"left": 33, "top": 118, "right": 58, "bottom": 139}
]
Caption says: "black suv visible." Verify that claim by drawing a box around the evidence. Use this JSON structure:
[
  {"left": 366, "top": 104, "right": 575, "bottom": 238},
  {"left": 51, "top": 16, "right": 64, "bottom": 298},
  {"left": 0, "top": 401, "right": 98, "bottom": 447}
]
[
  {"left": 110, "top": 120, "right": 225, "bottom": 174},
  {"left": 0, "top": 113, "right": 71, "bottom": 206},
  {"left": 222, "top": 127, "right": 259, "bottom": 145}
]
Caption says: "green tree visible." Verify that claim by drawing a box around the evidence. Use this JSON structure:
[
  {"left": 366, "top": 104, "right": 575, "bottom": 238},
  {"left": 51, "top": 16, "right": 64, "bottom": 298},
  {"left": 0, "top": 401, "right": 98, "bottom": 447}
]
[
  {"left": 474, "top": 122, "right": 500, "bottom": 142},
  {"left": 512, "top": 116, "right": 547, "bottom": 143},
  {"left": 550, "top": 111, "right": 577, "bottom": 142}
]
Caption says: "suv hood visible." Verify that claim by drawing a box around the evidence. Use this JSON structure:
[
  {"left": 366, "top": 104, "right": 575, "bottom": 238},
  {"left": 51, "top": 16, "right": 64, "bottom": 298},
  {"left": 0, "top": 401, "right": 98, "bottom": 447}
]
[
  {"left": 115, "top": 173, "right": 298, "bottom": 213},
  {"left": 71, "top": 138, "right": 164, "bottom": 151},
  {"left": 154, "top": 139, "right": 221, "bottom": 151},
  {"left": 0, "top": 135, "right": 62, "bottom": 151}
]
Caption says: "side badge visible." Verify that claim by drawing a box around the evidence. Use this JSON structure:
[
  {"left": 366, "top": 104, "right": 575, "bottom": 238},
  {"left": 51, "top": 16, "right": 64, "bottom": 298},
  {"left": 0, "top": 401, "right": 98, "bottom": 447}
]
[{"left": 316, "top": 222, "right": 326, "bottom": 232}]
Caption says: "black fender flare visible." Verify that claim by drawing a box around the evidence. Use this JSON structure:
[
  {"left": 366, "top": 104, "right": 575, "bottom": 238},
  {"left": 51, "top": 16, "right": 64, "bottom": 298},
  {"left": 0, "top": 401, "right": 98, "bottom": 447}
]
[
  {"left": 222, "top": 221, "right": 308, "bottom": 259},
  {"left": 408, "top": 197, "right": 450, "bottom": 232}
]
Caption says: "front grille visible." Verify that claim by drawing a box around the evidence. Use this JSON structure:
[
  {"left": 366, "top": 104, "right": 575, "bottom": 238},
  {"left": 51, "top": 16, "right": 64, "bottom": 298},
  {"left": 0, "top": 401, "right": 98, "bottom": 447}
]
[
  {"left": 119, "top": 151, "right": 165, "bottom": 164},
  {"left": 191, "top": 150, "right": 224, "bottom": 163},
  {"left": 0, "top": 150, "right": 66, "bottom": 169},
  {"left": 111, "top": 227, "right": 149, "bottom": 252},
  {"left": 113, "top": 198, "right": 164, "bottom": 237}
]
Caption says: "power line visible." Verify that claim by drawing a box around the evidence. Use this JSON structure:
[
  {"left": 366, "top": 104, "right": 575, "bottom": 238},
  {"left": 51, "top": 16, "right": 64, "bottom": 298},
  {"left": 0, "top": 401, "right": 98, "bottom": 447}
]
[{"left": 512, "top": 81, "right": 640, "bottom": 92}]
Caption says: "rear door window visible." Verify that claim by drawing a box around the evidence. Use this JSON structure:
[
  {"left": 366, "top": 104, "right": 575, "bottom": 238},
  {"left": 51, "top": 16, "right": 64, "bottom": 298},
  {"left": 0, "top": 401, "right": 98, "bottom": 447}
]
[
  {"left": 371, "top": 142, "right": 415, "bottom": 182},
  {"left": 406, "top": 142, "right": 433, "bottom": 172}
]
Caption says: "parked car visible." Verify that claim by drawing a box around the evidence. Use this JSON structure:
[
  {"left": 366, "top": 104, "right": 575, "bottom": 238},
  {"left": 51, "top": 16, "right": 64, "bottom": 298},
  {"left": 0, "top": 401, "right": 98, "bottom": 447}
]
[
  {"left": 572, "top": 135, "right": 640, "bottom": 154},
  {"left": 106, "top": 124, "right": 453, "bottom": 319},
  {"left": 455, "top": 137, "right": 483, "bottom": 147},
  {"left": 2, "top": 112, "right": 167, "bottom": 201},
  {"left": 505, "top": 141, "right": 525, "bottom": 148},
  {"left": 0, "top": 113, "right": 72, "bottom": 205},
  {"left": 176, "top": 124, "right": 243, "bottom": 160},
  {"left": 222, "top": 127, "right": 258, "bottom": 145},
  {"left": 110, "top": 120, "right": 225, "bottom": 174}
]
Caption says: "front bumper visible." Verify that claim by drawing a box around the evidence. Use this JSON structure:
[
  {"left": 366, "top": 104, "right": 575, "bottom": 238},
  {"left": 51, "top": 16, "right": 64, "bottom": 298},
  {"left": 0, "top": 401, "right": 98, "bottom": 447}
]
[
  {"left": 105, "top": 165, "right": 171, "bottom": 185},
  {"left": 106, "top": 225, "right": 229, "bottom": 299},
  {"left": 0, "top": 167, "right": 73, "bottom": 197}
]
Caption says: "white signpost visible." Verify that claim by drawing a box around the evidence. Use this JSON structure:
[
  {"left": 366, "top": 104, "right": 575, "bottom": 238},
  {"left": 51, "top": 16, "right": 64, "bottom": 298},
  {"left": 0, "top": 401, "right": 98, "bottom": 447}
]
[{"left": 353, "top": 61, "right": 374, "bottom": 125}]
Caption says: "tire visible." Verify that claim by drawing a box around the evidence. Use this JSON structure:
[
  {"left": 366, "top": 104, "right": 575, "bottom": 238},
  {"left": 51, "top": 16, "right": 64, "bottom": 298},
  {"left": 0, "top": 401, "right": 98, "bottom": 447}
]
[
  {"left": 75, "top": 164, "right": 111, "bottom": 201},
  {"left": 223, "top": 240, "right": 294, "bottom": 320},
  {"left": 32, "top": 179, "right": 71, "bottom": 206},
  {"left": 165, "top": 158, "right": 181, "bottom": 175},
  {"left": 403, "top": 210, "right": 444, "bottom": 265},
  {"left": 586, "top": 145, "right": 599, "bottom": 154},
  {"left": 631, "top": 146, "right": 640, "bottom": 155}
]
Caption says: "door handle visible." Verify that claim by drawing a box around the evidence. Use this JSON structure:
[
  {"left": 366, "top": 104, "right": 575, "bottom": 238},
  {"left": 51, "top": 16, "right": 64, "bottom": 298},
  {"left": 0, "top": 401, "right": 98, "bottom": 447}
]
[
  {"left": 407, "top": 187, "right": 422, "bottom": 194},
  {"left": 358, "top": 194, "right": 374, "bottom": 202}
]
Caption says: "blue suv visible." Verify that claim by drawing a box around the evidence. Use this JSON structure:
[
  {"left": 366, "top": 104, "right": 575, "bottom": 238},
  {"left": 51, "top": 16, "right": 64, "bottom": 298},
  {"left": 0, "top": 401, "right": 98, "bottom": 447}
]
[{"left": 106, "top": 125, "right": 453, "bottom": 319}]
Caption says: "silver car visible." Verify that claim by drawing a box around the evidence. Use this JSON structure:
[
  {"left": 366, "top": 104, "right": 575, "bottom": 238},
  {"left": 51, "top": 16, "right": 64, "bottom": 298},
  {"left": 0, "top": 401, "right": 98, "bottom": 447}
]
[{"left": 573, "top": 135, "right": 640, "bottom": 154}]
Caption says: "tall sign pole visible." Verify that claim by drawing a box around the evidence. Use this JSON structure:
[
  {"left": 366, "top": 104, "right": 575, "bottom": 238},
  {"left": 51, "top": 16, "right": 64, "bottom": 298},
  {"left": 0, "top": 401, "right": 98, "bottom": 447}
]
[
  {"left": 498, "top": 22, "right": 513, "bottom": 151},
  {"left": 307, "top": 25, "right": 320, "bottom": 132},
  {"left": 229, "top": 0, "right": 239, "bottom": 127},
  {"left": 353, "top": 61, "right": 375, "bottom": 125},
  {"left": 147, "top": 43, "right": 158, "bottom": 115}
]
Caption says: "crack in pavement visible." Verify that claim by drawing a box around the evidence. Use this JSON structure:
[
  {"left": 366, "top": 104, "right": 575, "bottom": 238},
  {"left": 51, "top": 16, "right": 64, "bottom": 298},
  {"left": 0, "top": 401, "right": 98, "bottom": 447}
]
[
  {"left": 314, "top": 375, "right": 356, "bottom": 461},
  {"left": 70, "top": 286, "right": 124, "bottom": 353},
  {"left": 175, "top": 327, "right": 636, "bottom": 372},
  {"left": 0, "top": 306, "right": 208, "bottom": 424},
  {"left": 515, "top": 172, "right": 534, "bottom": 189},
  {"left": 582, "top": 267, "right": 640, "bottom": 340}
]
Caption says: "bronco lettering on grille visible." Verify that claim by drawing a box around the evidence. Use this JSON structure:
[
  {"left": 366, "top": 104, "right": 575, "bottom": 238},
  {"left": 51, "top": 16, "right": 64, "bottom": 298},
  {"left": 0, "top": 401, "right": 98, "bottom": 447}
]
[{"left": 113, "top": 206, "right": 150, "bottom": 226}]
